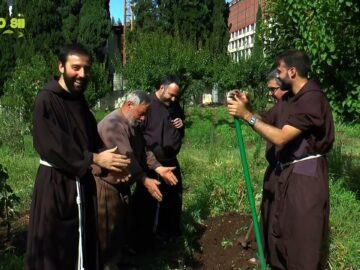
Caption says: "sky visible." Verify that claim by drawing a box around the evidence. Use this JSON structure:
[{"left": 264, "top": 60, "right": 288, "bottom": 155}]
[
  {"left": 110, "top": 0, "right": 123, "bottom": 23},
  {"left": 109, "top": 0, "right": 233, "bottom": 24}
]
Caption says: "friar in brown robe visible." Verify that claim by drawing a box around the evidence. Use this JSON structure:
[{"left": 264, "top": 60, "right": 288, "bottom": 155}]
[
  {"left": 228, "top": 50, "right": 334, "bottom": 270},
  {"left": 260, "top": 69, "right": 289, "bottom": 263},
  {"left": 25, "top": 44, "right": 129, "bottom": 270},
  {"left": 95, "top": 90, "right": 178, "bottom": 267},
  {"left": 133, "top": 76, "right": 185, "bottom": 247}
]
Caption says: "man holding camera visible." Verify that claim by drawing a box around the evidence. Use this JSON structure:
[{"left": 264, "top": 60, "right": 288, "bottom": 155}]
[{"left": 228, "top": 50, "right": 334, "bottom": 270}]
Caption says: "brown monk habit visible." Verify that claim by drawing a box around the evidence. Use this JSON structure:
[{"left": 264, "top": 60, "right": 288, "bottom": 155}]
[
  {"left": 132, "top": 92, "right": 185, "bottom": 246},
  {"left": 263, "top": 80, "right": 335, "bottom": 270},
  {"left": 96, "top": 109, "right": 161, "bottom": 263},
  {"left": 25, "top": 78, "right": 102, "bottom": 270}
]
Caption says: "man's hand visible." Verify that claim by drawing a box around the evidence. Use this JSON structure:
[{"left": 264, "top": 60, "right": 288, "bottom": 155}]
[
  {"left": 155, "top": 166, "right": 178, "bottom": 185},
  {"left": 227, "top": 95, "right": 252, "bottom": 121},
  {"left": 108, "top": 169, "right": 131, "bottom": 184},
  {"left": 143, "top": 177, "right": 163, "bottom": 202},
  {"left": 227, "top": 90, "right": 251, "bottom": 106},
  {"left": 171, "top": 118, "right": 183, "bottom": 129},
  {"left": 93, "top": 146, "right": 130, "bottom": 172}
]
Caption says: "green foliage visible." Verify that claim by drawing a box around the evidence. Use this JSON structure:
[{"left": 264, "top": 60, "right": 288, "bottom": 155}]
[
  {"left": 0, "top": 107, "right": 360, "bottom": 268},
  {"left": 0, "top": 108, "right": 26, "bottom": 153},
  {"left": 181, "top": 107, "right": 264, "bottom": 219},
  {"left": 185, "top": 118, "right": 214, "bottom": 148},
  {"left": 120, "top": 32, "right": 217, "bottom": 98},
  {"left": 263, "top": 0, "right": 360, "bottom": 121},
  {"left": 0, "top": 164, "right": 20, "bottom": 239},
  {"left": 0, "top": 253, "right": 23, "bottom": 270},
  {"left": 1, "top": 54, "right": 52, "bottom": 125},
  {"left": 329, "top": 179, "right": 360, "bottom": 268},
  {"left": 134, "top": 0, "right": 229, "bottom": 53},
  {"left": 78, "top": 0, "right": 112, "bottom": 62},
  {"left": 0, "top": 1, "right": 16, "bottom": 93},
  {"left": 59, "top": 0, "right": 82, "bottom": 44},
  {"left": 14, "top": 0, "right": 63, "bottom": 57},
  {"left": 0, "top": 0, "right": 7, "bottom": 15},
  {"left": 221, "top": 238, "right": 233, "bottom": 249},
  {"left": 0, "top": 38, "right": 16, "bottom": 95},
  {"left": 0, "top": 135, "right": 38, "bottom": 213},
  {"left": 120, "top": 31, "right": 268, "bottom": 106},
  {"left": 204, "top": 0, "right": 230, "bottom": 55},
  {"left": 85, "top": 62, "right": 112, "bottom": 107},
  {"left": 134, "top": 0, "right": 160, "bottom": 32}
]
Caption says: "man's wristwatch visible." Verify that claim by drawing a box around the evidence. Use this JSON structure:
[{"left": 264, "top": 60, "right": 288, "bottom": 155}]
[{"left": 247, "top": 114, "right": 257, "bottom": 126}]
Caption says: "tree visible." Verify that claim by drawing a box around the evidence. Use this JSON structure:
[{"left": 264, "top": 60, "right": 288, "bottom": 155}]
[
  {"left": 78, "top": 0, "right": 112, "bottom": 62},
  {"left": 1, "top": 54, "right": 52, "bottom": 125},
  {"left": 59, "top": 0, "right": 82, "bottom": 44},
  {"left": 204, "top": 0, "right": 230, "bottom": 54},
  {"left": 134, "top": 0, "right": 159, "bottom": 32},
  {"left": 263, "top": 0, "right": 360, "bottom": 121},
  {"left": 172, "top": 0, "right": 208, "bottom": 48},
  {"left": 134, "top": 0, "right": 229, "bottom": 51},
  {"left": 0, "top": 0, "right": 16, "bottom": 93},
  {"left": 14, "top": 0, "right": 63, "bottom": 58}
]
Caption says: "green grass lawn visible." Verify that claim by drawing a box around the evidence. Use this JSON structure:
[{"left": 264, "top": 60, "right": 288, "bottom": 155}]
[{"left": 1, "top": 107, "right": 359, "bottom": 269}]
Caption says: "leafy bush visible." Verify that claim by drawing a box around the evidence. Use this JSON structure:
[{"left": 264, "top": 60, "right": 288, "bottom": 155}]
[
  {"left": 185, "top": 118, "right": 214, "bottom": 148},
  {"left": 120, "top": 29, "right": 271, "bottom": 109},
  {"left": 1, "top": 54, "right": 52, "bottom": 125},
  {"left": 263, "top": 0, "right": 360, "bottom": 121},
  {"left": 0, "top": 164, "right": 20, "bottom": 240},
  {"left": 0, "top": 108, "right": 26, "bottom": 153},
  {"left": 214, "top": 124, "right": 236, "bottom": 149},
  {"left": 85, "top": 62, "right": 112, "bottom": 108}
]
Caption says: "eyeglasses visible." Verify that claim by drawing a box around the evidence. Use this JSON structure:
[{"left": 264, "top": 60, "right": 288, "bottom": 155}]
[{"left": 268, "top": 87, "right": 280, "bottom": 93}]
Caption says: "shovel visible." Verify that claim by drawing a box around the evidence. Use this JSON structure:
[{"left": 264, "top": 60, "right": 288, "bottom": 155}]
[
  {"left": 234, "top": 118, "right": 266, "bottom": 270},
  {"left": 239, "top": 220, "right": 253, "bottom": 248}
]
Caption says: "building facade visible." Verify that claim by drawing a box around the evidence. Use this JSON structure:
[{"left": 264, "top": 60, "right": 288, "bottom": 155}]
[{"left": 227, "top": 0, "right": 259, "bottom": 61}]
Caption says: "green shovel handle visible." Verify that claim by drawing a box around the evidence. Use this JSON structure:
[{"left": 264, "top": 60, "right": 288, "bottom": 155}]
[{"left": 234, "top": 118, "right": 266, "bottom": 270}]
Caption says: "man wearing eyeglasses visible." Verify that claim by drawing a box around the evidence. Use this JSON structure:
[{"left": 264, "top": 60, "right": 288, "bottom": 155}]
[
  {"left": 228, "top": 50, "right": 334, "bottom": 270},
  {"left": 266, "top": 69, "right": 288, "bottom": 102}
]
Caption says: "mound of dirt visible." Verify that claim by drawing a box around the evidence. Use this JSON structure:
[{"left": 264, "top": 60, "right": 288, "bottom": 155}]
[
  {"left": 193, "top": 212, "right": 258, "bottom": 270},
  {"left": 1, "top": 212, "right": 261, "bottom": 270}
]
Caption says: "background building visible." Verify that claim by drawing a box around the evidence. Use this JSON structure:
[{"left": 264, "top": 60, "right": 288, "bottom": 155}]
[{"left": 227, "top": 0, "right": 259, "bottom": 61}]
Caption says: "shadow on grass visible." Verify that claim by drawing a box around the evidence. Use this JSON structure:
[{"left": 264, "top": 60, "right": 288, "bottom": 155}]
[
  {"left": 328, "top": 142, "right": 360, "bottom": 199},
  {"left": 0, "top": 226, "right": 27, "bottom": 270},
  {"left": 127, "top": 184, "right": 213, "bottom": 269},
  {"left": 131, "top": 219, "right": 206, "bottom": 269}
]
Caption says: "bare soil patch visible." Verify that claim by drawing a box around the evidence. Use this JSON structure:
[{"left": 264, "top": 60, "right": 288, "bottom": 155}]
[
  {"left": 191, "top": 212, "right": 257, "bottom": 270},
  {"left": 1, "top": 212, "right": 259, "bottom": 270}
]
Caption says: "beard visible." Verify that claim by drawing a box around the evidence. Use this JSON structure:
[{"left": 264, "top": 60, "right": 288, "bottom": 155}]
[
  {"left": 159, "top": 91, "right": 171, "bottom": 105},
  {"left": 129, "top": 119, "right": 141, "bottom": 127},
  {"left": 278, "top": 74, "right": 292, "bottom": 91},
  {"left": 128, "top": 112, "right": 141, "bottom": 127},
  {"left": 63, "top": 68, "right": 88, "bottom": 95},
  {"left": 279, "top": 81, "right": 291, "bottom": 91}
]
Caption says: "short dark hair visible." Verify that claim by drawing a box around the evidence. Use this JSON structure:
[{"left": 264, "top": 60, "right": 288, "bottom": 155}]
[
  {"left": 276, "top": 49, "right": 311, "bottom": 78},
  {"left": 160, "top": 75, "right": 180, "bottom": 89},
  {"left": 58, "top": 43, "right": 92, "bottom": 65}
]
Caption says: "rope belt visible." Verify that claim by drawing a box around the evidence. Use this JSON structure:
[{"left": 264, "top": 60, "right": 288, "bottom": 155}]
[
  {"left": 278, "top": 154, "right": 323, "bottom": 171},
  {"left": 39, "top": 159, "right": 85, "bottom": 270},
  {"left": 39, "top": 159, "right": 55, "bottom": 167}
]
